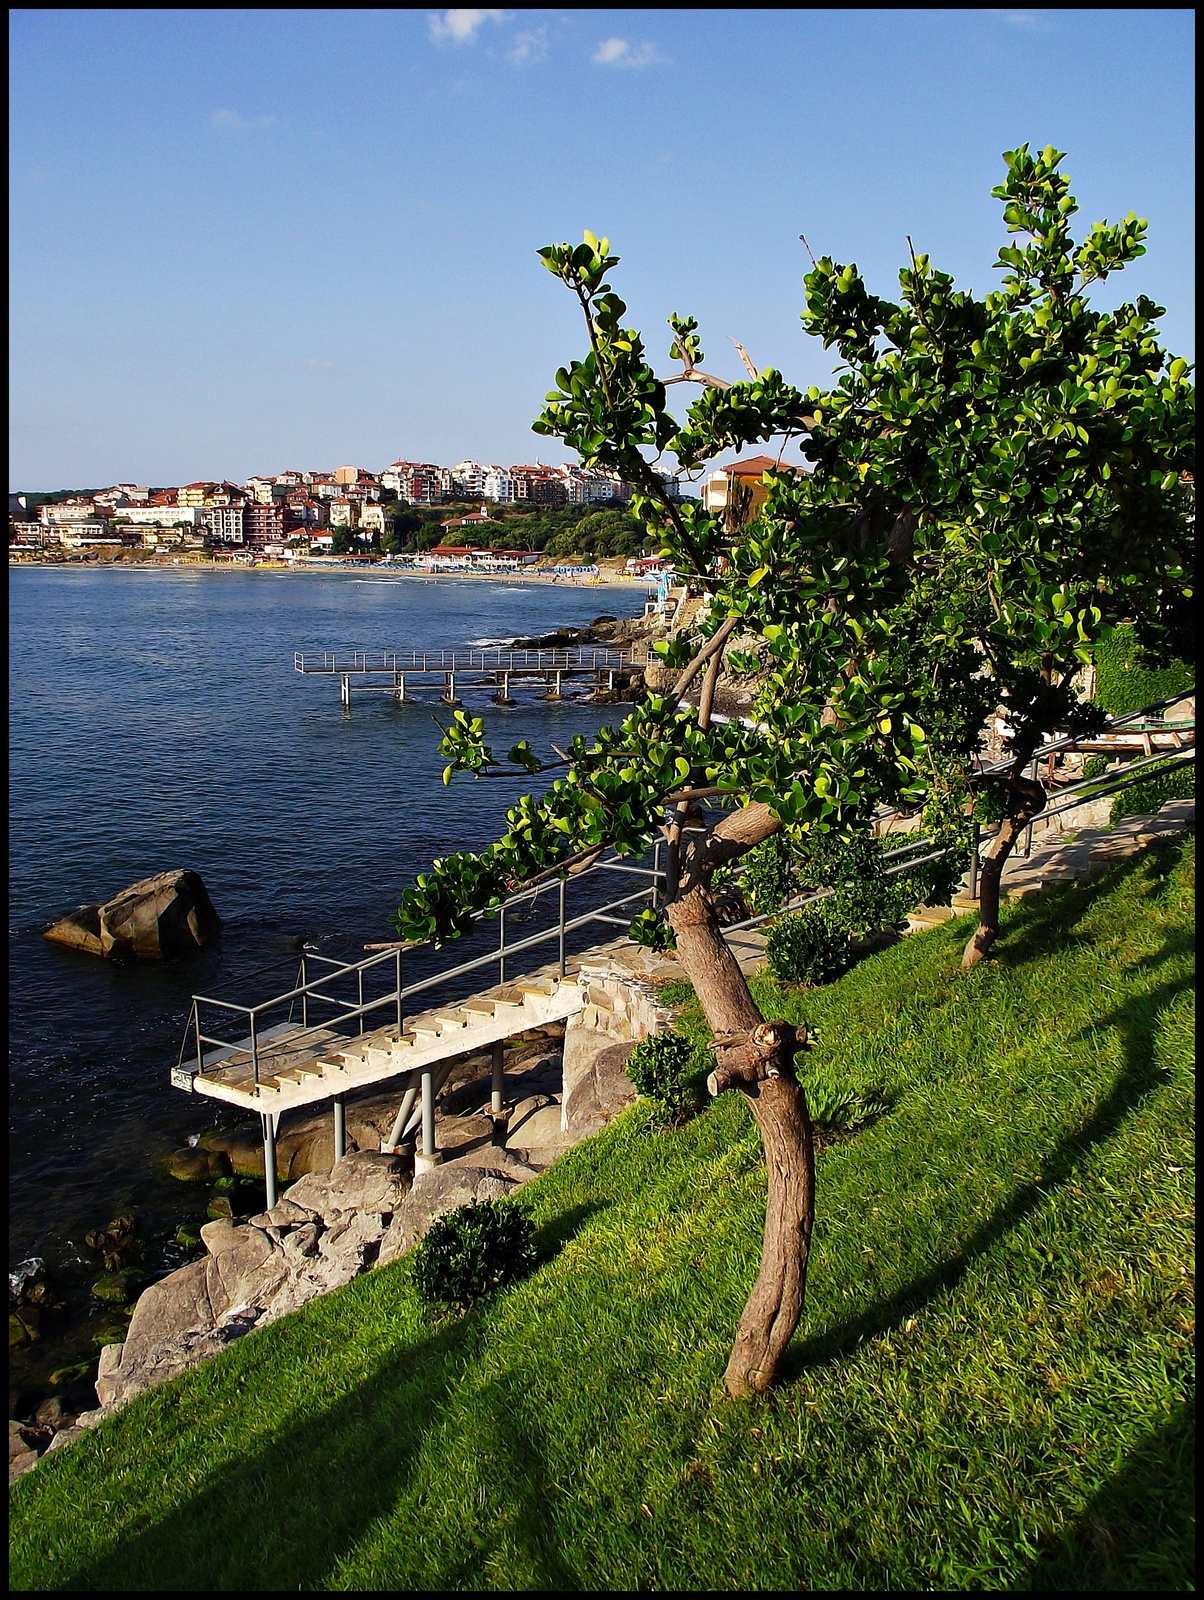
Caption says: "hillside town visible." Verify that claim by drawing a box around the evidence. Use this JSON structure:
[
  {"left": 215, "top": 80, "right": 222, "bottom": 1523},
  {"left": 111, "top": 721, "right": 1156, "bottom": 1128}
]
[{"left": 7, "top": 457, "right": 694, "bottom": 567}]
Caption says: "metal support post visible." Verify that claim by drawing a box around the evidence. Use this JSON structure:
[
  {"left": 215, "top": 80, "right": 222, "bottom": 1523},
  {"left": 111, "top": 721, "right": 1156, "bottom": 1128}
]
[
  {"left": 262, "top": 1114, "right": 278, "bottom": 1210},
  {"left": 413, "top": 1069, "right": 441, "bottom": 1173},
  {"left": 395, "top": 948, "right": 403, "bottom": 1035},
  {"left": 300, "top": 957, "right": 308, "bottom": 1030},
  {"left": 553, "top": 669, "right": 562, "bottom": 698},
  {"left": 558, "top": 875, "right": 567, "bottom": 977},
  {"left": 340, "top": 673, "right": 350, "bottom": 708},
  {"left": 249, "top": 1013, "right": 259, "bottom": 1086},
  {"left": 491, "top": 1039, "right": 505, "bottom": 1117},
  {"left": 357, "top": 967, "right": 364, "bottom": 1034},
  {"left": 498, "top": 904, "right": 507, "bottom": 985},
  {"left": 333, "top": 1095, "right": 346, "bottom": 1163},
  {"left": 969, "top": 823, "right": 980, "bottom": 902}
]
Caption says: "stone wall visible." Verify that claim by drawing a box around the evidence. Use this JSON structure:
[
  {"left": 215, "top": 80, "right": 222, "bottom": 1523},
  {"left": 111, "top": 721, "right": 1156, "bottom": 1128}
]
[{"left": 560, "top": 964, "right": 676, "bottom": 1138}]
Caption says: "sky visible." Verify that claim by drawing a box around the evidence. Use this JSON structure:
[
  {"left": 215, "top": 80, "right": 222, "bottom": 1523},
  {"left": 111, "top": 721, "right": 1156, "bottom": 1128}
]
[{"left": 8, "top": 8, "right": 1195, "bottom": 491}]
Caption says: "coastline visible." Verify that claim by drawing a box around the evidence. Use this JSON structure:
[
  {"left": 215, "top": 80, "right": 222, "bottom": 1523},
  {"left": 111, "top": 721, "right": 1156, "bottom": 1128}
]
[{"left": 9, "top": 559, "right": 658, "bottom": 591}]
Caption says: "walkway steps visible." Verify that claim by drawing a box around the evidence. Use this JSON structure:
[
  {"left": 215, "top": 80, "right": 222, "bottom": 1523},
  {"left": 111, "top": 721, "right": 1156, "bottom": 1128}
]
[{"left": 190, "top": 972, "right": 584, "bottom": 1117}]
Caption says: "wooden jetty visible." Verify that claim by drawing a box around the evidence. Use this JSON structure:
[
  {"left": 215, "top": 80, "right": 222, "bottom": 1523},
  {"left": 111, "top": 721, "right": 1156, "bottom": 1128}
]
[{"left": 294, "top": 647, "right": 646, "bottom": 707}]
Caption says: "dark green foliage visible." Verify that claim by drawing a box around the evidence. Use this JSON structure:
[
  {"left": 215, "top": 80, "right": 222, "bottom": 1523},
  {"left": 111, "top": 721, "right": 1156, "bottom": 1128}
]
[
  {"left": 765, "top": 905, "right": 852, "bottom": 986},
  {"left": 624, "top": 1029, "right": 708, "bottom": 1120},
  {"left": 739, "top": 833, "right": 796, "bottom": 913},
  {"left": 1093, "top": 624, "right": 1193, "bottom": 717},
  {"left": 1081, "top": 754, "right": 1110, "bottom": 780},
  {"left": 409, "top": 1200, "right": 538, "bottom": 1312},
  {"left": 1109, "top": 756, "right": 1194, "bottom": 824}
]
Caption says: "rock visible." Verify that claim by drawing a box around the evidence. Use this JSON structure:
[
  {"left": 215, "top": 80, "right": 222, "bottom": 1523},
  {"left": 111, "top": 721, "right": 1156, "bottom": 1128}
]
[
  {"left": 162, "top": 1147, "right": 231, "bottom": 1182},
  {"left": 246, "top": 1198, "right": 319, "bottom": 1231},
  {"left": 43, "top": 869, "right": 222, "bottom": 962},
  {"left": 49, "top": 1361, "right": 94, "bottom": 1388},
  {"left": 376, "top": 1160, "right": 530, "bottom": 1267},
  {"left": 206, "top": 1196, "right": 234, "bottom": 1221},
  {"left": 561, "top": 1036, "right": 637, "bottom": 1139},
  {"left": 33, "top": 1397, "right": 73, "bottom": 1431},
  {"left": 9, "top": 1421, "right": 40, "bottom": 1482},
  {"left": 9, "top": 1308, "right": 40, "bottom": 1346},
  {"left": 45, "top": 1425, "right": 85, "bottom": 1454},
  {"left": 504, "top": 1104, "right": 566, "bottom": 1151},
  {"left": 91, "top": 1269, "right": 147, "bottom": 1304},
  {"left": 283, "top": 1150, "right": 407, "bottom": 1221},
  {"left": 175, "top": 1223, "right": 204, "bottom": 1248}
]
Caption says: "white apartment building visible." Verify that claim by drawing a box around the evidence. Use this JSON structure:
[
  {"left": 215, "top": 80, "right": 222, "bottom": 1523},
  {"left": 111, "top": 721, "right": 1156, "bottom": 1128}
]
[
  {"left": 109, "top": 505, "right": 204, "bottom": 527},
  {"left": 39, "top": 499, "right": 100, "bottom": 525},
  {"left": 200, "top": 505, "right": 245, "bottom": 544},
  {"left": 329, "top": 498, "right": 359, "bottom": 527},
  {"left": 359, "top": 503, "right": 388, "bottom": 535},
  {"left": 451, "top": 461, "right": 488, "bottom": 498},
  {"left": 482, "top": 466, "right": 514, "bottom": 503}
]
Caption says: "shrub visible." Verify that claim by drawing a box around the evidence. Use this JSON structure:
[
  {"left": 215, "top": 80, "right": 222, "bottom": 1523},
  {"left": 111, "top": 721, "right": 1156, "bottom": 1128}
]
[
  {"left": 765, "top": 905, "right": 852, "bottom": 986},
  {"left": 740, "top": 833, "right": 797, "bottom": 914},
  {"left": 625, "top": 1029, "right": 708, "bottom": 1121},
  {"left": 1109, "top": 758, "right": 1195, "bottom": 825},
  {"left": 410, "top": 1200, "right": 538, "bottom": 1312},
  {"left": 1081, "top": 754, "right": 1110, "bottom": 781},
  {"left": 1093, "top": 624, "right": 1193, "bottom": 717}
]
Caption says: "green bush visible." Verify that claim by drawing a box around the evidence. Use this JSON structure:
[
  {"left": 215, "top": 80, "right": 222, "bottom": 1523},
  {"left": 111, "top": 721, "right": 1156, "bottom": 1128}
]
[
  {"left": 625, "top": 1030, "right": 708, "bottom": 1121},
  {"left": 1093, "top": 624, "right": 1193, "bottom": 717},
  {"left": 1081, "top": 754, "right": 1110, "bottom": 781},
  {"left": 765, "top": 905, "right": 852, "bottom": 986},
  {"left": 410, "top": 1200, "right": 538, "bottom": 1312},
  {"left": 1109, "top": 758, "right": 1195, "bottom": 824},
  {"left": 739, "top": 833, "right": 796, "bottom": 914}
]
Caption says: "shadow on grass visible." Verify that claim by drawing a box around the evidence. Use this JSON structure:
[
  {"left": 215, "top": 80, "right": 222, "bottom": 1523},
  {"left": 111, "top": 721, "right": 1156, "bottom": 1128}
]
[
  {"left": 1023, "top": 1398, "right": 1195, "bottom": 1591},
  {"left": 781, "top": 962, "right": 1191, "bottom": 1379},
  {"left": 51, "top": 1195, "right": 614, "bottom": 1592}
]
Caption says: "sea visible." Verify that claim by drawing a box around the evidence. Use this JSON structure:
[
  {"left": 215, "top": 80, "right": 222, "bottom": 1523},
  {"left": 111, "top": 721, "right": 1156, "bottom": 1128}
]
[{"left": 8, "top": 565, "right": 649, "bottom": 1369}]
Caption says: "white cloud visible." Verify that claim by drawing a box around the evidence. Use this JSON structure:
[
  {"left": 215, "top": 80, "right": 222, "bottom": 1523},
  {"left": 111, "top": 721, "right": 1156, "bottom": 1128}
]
[
  {"left": 508, "top": 27, "right": 548, "bottom": 65},
  {"left": 987, "top": 10, "right": 1055, "bottom": 31},
  {"left": 211, "top": 109, "right": 275, "bottom": 129},
  {"left": 592, "top": 37, "right": 667, "bottom": 68},
  {"left": 428, "top": 9, "right": 509, "bottom": 45}
]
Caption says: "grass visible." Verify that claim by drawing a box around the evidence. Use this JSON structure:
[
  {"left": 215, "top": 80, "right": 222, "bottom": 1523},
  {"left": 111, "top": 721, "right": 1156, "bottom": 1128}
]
[{"left": 9, "top": 837, "right": 1195, "bottom": 1591}]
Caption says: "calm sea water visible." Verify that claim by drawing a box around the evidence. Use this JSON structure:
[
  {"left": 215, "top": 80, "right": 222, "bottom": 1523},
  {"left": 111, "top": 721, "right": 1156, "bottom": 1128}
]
[{"left": 8, "top": 567, "right": 645, "bottom": 1301}]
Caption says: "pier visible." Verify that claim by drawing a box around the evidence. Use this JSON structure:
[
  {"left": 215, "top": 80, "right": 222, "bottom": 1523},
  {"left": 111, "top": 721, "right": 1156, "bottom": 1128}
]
[{"left": 294, "top": 647, "right": 647, "bottom": 707}]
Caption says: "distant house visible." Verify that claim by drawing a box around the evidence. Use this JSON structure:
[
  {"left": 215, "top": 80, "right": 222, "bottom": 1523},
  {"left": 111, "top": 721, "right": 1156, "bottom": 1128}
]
[
  {"left": 440, "top": 509, "right": 494, "bottom": 533},
  {"left": 701, "top": 455, "right": 806, "bottom": 520}
]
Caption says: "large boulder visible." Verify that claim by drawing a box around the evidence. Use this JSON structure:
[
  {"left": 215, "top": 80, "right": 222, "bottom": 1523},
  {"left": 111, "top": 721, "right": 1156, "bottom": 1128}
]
[{"left": 43, "top": 870, "right": 222, "bottom": 961}]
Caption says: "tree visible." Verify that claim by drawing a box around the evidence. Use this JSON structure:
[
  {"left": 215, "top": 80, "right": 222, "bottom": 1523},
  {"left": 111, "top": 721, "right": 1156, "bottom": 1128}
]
[
  {"left": 390, "top": 149, "right": 1193, "bottom": 1397},
  {"left": 330, "top": 524, "right": 357, "bottom": 555}
]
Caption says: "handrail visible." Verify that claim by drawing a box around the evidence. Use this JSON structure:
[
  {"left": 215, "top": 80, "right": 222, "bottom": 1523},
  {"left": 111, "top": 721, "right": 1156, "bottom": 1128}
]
[
  {"left": 181, "top": 691, "right": 1193, "bottom": 1087},
  {"left": 294, "top": 645, "right": 636, "bottom": 674}
]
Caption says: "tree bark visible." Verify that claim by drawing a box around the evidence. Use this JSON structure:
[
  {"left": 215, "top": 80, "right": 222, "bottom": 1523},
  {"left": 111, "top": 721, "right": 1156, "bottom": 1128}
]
[
  {"left": 666, "top": 802, "right": 817, "bottom": 1399},
  {"left": 962, "top": 774, "right": 1046, "bottom": 969}
]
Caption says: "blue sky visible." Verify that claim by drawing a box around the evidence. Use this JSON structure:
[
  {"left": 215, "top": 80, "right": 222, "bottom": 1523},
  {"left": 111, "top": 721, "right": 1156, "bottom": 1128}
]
[{"left": 9, "top": 8, "right": 1195, "bottom": 490}]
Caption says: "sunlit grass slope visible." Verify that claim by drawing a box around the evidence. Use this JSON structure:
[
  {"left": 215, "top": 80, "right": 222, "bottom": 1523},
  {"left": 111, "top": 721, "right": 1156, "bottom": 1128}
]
[{"left": 10, "top": 836, "right": 1194, "bottom": 1592}]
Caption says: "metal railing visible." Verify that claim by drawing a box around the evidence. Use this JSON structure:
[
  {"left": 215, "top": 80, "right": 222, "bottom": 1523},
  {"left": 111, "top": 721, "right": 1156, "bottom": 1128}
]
[
  {"left": 294, "top": 647, "right": 638, "bottom": 674},
  {"left": 179, "top": 839, "right": 666, "bottom": 1093},
  {"left": 179, "top": 691, "right": 1193, "bottom": 1088}
]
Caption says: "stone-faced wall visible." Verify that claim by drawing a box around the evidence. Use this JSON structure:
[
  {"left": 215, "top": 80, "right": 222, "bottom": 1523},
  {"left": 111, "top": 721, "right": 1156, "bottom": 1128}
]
[{"left": 561, "top": 964, "right": 676, "bottom": 1137}]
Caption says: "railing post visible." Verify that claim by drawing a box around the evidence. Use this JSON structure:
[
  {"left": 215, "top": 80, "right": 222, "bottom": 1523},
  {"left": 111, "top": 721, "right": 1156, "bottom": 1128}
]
[
  {"left": 194, "top": 1000, "right": 203, "bottom": 1077},
  {"left": 395, "top": 948, "right": 403, "bottom": 1035},
  {"left": 249, "top": 1012, "right": 259, "bottom": 1086},
  {"left": 300, "top": 955, "right": 308, "bottom": 1031},
  {"left": 262, "top": 1114, "right": 277, "bottom": 1209},
  {"left": 421, "top": 1070, "right": 436, "bottom": 1159},
  {"left": 358, "top": 967, "right": 364, "bottom": 1034},
  {"left": 559, "top": 875, "right": 567, "bottom": 977},
  {"left": 498, "top": 904, "right": 507, "bottom": 986},
  {"left": 492, "top": 1040, "right": 505, "bottom": 1119},
  {"left": 969, "top": 823, "right": 980, "bottom": 902}
]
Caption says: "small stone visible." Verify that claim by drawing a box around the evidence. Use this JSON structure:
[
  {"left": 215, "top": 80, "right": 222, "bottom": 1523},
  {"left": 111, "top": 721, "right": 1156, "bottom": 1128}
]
[
  {"left": 175, "top": 1223, "right": 204, "bottom": 1248},
  {"left": 91, "top": 1269, "right": 147, "bottom": 1304},
  {"left": 206, "top": 1196, "right": 234, "bottom": 1221},
  {"left": 33, "top": 1397, "right": 72, "bottom": 1431},
  {"left": 49, "top": 1360, "right": 95, "bottom": 1387}
]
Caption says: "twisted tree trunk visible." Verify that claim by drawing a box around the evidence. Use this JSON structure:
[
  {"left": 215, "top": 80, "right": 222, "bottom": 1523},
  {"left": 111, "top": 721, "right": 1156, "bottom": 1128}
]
[
  {"left": 962, "top": 774, "right": 1046, "bottom": 969},
  {"left": 666, "top": 802, "right": 816, "bottom": 1398}
]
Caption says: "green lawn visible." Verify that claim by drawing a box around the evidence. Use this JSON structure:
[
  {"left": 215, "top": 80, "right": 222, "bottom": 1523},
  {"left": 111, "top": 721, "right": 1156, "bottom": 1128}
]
[{"left": 10, "top": 836, "right": 1195, "bottom": 1592}]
